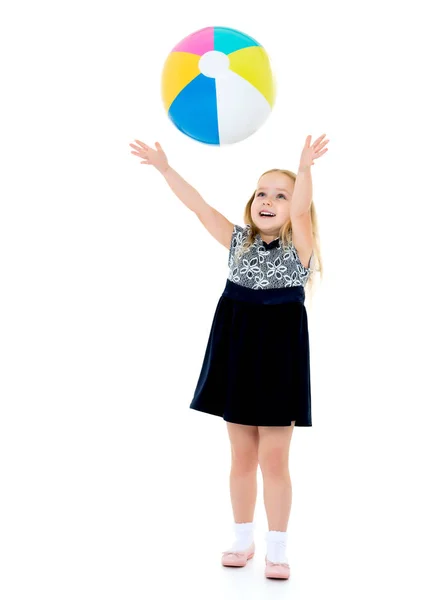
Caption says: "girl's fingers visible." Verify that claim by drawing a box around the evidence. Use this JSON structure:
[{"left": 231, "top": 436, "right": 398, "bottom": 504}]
[
  {"left": 312, "top": 139, "right": 329, "bottom": 151},
  {"left": 134, "top": 139, "right": 149, "bottom": 150},
  {"left": 131, "top": 150, "right": 147, "bottom": 158},
  {"left": 312, "top": 134, "right": 327, "bottom": 147},
  {"left": 130, "top": 149, "right": 148, "bottom": 159}
]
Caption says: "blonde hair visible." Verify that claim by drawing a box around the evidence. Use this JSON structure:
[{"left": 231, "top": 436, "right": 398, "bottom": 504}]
[{"left": 238, "top": 168, "right": 323, "bottom": 304}]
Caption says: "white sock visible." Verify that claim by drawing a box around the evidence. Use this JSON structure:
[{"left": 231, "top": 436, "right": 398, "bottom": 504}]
[
  {"left": 229, "top": 521, "right": 255, "bottom": 551},
  {"left": 266, "top": 530, "right": 288, "bottom": 564}
]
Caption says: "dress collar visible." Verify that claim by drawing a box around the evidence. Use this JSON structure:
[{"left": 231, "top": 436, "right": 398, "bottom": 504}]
[{"left": 256, "top": 233, "right": 281, "bottom": 250}]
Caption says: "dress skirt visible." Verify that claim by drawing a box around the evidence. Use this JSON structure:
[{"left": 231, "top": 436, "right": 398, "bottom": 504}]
[{"left": 189, "top": 279, "right": 312, "bottom": 427}]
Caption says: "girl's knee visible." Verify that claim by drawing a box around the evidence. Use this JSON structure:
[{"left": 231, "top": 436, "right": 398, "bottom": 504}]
[
  {"left": 230, "top": 450, "right": 258, "bottom": 473},
  {"left": 258, "top": 447, "right": 289, "bottom": 476}
]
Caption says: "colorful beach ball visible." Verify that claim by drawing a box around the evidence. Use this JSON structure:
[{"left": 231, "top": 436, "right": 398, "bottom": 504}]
[{"left": 161, "top": 27, "right": 276, "bottom": 145}]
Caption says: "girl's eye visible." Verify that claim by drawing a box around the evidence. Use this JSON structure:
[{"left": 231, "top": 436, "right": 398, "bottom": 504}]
[{"left": 256, "top": 192, "right": 286, "bottom": 199}]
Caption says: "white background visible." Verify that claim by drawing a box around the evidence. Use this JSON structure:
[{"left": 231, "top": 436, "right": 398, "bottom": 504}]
[{"left": 1, "top": 0, "right": 427, "bottom": 598}]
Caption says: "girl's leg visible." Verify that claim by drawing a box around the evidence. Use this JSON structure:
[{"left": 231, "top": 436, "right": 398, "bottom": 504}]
[
  {"left": 226, "top": 422, "right": 259, "bottom": 522},
  {"left": 258, "top": 422, "right": 295, "bottom": 531},
  {"left": 258, "top": 422, "right": 295, "bottom": 565}
]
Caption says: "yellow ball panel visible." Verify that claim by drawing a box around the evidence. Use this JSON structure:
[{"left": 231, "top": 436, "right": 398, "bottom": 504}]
[
  {"left": 161, "top": 52, "right": 201, "bottom": 111},
  {"left": 228, "top": 46, "right": 276, "bottom": 108}
]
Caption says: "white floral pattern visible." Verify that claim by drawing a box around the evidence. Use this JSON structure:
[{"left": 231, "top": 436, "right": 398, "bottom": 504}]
[{"left": 228, "top": 224, "right": 314, "bottom": 290}]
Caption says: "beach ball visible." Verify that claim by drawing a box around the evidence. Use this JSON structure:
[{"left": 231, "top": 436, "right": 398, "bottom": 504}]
[{"left": 161, "top": 27, "right": 276, "bottom": 145}]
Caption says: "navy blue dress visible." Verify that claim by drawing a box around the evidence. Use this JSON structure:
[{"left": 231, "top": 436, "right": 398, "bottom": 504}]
[{"left": 189, "top": 224, "right": 314, "bottom": 427}]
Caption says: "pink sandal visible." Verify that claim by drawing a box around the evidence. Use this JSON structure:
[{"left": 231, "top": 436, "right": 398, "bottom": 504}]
[
  {"left": 264, "top": 555, "right": 290, "bottom": 579},
  {"left": 221, "top": 542, "right": 255, "bottom": 567}
]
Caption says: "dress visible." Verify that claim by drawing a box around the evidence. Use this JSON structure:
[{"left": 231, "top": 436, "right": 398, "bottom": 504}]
[{"left": 189, "top": 224, "right": 314, "bottom": 427}]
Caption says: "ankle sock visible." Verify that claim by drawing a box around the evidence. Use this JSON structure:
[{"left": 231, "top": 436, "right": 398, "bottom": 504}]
[
  {"left": 229, "top": 521, "right": 255, "bottom": 551},
  {"left": 266, "top": 530, "right": 288, "bottom": 564}
]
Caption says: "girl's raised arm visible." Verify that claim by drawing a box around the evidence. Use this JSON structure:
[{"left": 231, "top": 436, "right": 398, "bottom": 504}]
[{"left": 130, "top": 139, "right": 233, "bottom": 249}]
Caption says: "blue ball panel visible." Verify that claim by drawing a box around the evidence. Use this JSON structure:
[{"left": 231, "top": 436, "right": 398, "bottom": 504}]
[
  {"left": 168, "top": 74, "right": 219, "bottom": 145},
  {"left": 214, "top": 26, "right": 260, "bottom": 55}
]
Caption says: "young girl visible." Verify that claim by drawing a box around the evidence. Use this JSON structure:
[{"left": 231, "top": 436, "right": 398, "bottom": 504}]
[{"left": 130, "top": 134, "right": 328, "bottom": 580}]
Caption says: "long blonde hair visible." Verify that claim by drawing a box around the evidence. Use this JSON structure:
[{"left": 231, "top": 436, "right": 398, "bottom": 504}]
[{"left": 240, "top": 168, "right": 323, "bottom": 303}]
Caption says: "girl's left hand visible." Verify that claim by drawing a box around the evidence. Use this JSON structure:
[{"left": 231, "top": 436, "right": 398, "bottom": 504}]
[{"left": 299, "top": 134, "right": 329, "bottom": 171}]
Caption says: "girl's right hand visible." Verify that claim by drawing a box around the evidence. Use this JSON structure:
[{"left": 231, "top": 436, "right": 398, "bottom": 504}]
[{"left": 129, "top": 140, "right": 169, "bottom": 174}]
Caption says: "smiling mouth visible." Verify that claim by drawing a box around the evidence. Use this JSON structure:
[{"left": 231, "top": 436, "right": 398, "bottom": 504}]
[{"left": 259, "top": 211, "right": 276, "bottom": 218}]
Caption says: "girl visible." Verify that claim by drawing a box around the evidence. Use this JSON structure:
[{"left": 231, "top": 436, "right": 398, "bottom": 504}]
[{"left": 130, "top": 134, "right": 328, "bottom": 579}]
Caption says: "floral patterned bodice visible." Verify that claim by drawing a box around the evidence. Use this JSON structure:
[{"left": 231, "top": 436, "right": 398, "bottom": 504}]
[{"left": 227, "top": 224, "right": 314, "bottom": 290}]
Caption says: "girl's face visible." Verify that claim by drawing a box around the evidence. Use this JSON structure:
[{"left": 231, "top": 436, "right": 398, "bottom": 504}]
[{"left": 251, "top": 172, "right": 294, "bottom": 233}]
